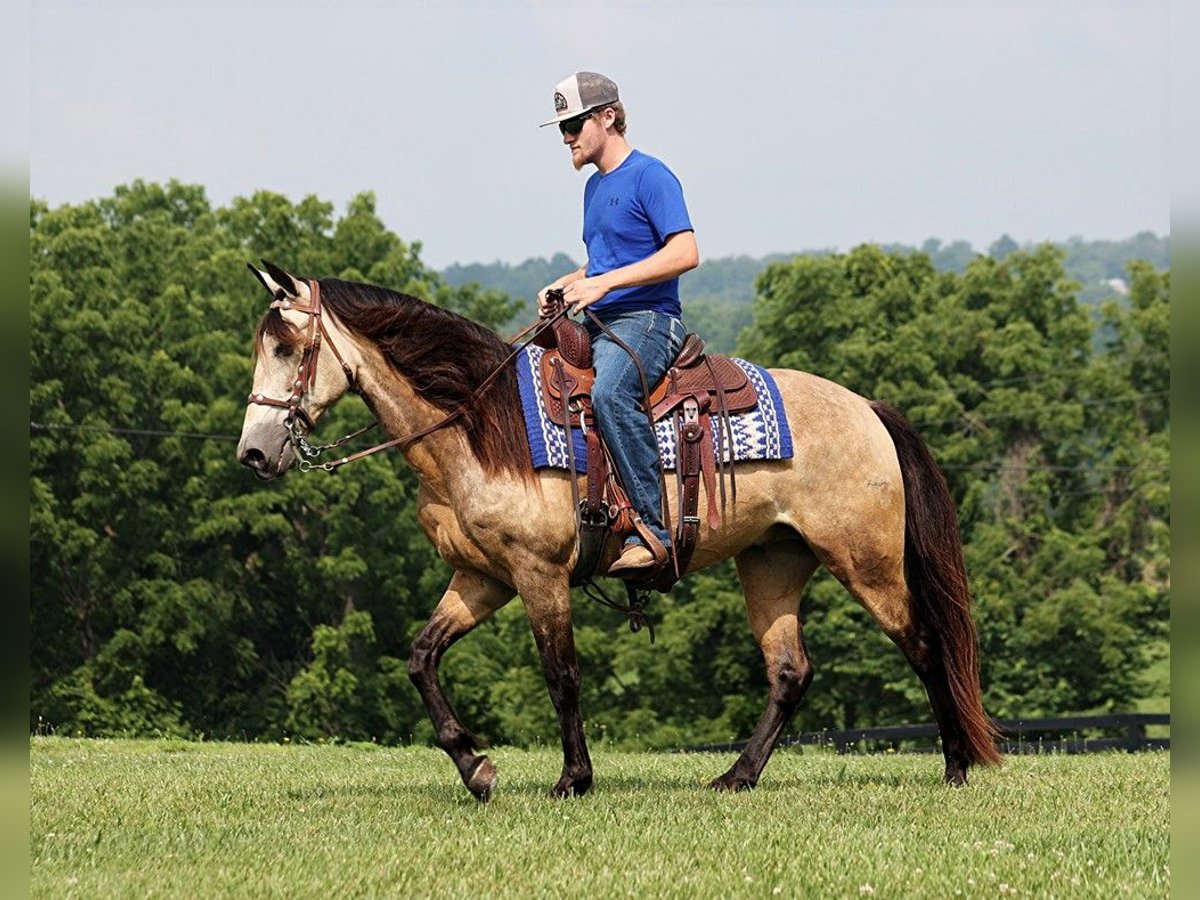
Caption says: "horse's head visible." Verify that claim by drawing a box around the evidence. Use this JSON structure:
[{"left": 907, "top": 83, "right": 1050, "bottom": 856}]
[{"left": 237, "top": 261, "right": 357, "bottom": 480}]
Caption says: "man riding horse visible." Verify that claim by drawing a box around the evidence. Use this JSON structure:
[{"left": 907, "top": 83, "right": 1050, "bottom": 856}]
[
  {"left": 236, "top": 74, "right": 1000, "bottom": 800},
  {"left": 537, "top": 71, "right": 700, "bottom": 578}
]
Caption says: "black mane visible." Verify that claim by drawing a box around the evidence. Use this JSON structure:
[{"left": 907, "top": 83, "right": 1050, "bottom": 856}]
[{"left": 261, "top": 277, "right": 531, "bottom": 477}]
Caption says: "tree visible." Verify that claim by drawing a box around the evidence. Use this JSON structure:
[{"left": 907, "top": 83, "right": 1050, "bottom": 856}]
[
  {"left": 30, "top": 182, "right": 512, "bottom": 740},
  {"left": 31, "top": 183, "right": 1169, "bottom": 745}
]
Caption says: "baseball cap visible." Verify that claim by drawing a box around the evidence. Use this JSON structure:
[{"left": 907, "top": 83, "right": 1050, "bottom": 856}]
[{"left": 539, "top": 71, "right": 620, "bottom": 127}]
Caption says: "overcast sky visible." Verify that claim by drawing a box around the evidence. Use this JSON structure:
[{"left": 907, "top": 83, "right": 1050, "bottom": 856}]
[{"left": 29, "top": 1, "right": 1169, "bottom": 270}]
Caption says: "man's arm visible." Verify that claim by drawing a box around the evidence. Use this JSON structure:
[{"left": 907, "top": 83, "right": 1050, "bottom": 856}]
[{"left": 560, "top": 230, "right": 699, "bottom": 313}]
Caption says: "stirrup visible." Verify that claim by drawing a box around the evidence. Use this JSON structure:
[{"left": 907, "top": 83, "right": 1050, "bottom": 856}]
[{"left": 580, "top": 579, "right": 655, "bottom": 643}]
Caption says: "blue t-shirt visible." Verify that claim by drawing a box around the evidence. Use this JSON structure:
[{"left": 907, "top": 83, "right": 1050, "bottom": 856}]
[{"left": 582, "top": 149, "right": 693, "bottom": 318}]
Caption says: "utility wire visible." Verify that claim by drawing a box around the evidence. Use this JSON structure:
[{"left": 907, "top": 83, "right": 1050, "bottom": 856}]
[
  {"left": 30, "top": 422, "right": 1168, "bottom": 473},
  {"left": 30, "top": 422, "right": 240, "bottom": 443},
  {"left": 910, "top": 389, "right": 1169, "bottom": 430}
]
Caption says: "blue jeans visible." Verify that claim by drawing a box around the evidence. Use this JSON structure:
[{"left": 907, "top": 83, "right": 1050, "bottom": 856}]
[{"left": 587, "top": 310, "right": 685, "bottom": 551}]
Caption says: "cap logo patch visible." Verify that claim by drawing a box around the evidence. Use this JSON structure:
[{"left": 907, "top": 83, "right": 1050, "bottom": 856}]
[{"left": 553, "top": 92, "right": 568, "bottom": 113}]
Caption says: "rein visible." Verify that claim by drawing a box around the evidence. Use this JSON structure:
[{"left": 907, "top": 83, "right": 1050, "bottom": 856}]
[{"left": 247, "top": 280, "right": 570, "bottom": 473}]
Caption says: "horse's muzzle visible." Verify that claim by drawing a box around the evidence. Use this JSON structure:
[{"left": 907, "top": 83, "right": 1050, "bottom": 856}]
[{"left": 240, "top": 446, "right": 279, "bottom": 480}]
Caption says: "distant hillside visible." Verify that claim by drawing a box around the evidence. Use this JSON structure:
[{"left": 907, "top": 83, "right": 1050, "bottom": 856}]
[{"left": 441, "top": 232, "right": 1169, "bottom": 354}]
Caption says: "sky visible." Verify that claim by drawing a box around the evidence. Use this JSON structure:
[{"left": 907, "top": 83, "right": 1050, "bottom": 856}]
[{"left": 28, "top": 1, "right": 1171, "bottom": 271}]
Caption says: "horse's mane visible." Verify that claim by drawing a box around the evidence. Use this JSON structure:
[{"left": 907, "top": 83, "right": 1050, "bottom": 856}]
[{"left": 259, "top": 277, "right": 532, "bottom": 479}]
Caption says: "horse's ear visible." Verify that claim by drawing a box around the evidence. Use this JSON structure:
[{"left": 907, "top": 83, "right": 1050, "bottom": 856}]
[
  {"left": 260, "top": 260, "right": 304, "bottom": 297},
  {"left": 248, "top": 263, "right": 290, "bottom": 300}
]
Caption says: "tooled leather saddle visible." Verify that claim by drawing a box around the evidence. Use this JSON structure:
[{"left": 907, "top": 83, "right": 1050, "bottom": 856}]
[{"left": 532, "top": 292, "right": 758, "bottom": 594}]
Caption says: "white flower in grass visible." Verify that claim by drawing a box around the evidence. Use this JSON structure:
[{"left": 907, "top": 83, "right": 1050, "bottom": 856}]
[{"left": 859, "top": 885, "right": 874, "bottom": 895}]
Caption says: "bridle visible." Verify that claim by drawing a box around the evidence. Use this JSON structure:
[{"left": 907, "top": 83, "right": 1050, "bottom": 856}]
[
  {"left": 247, "top": 279, "right": 569, "bottom": 473},
  {"left": 245, "top": 279, "right": 372, "bottom": 469}
]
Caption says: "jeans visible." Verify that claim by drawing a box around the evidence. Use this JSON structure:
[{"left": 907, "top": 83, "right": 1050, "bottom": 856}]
[{"left": 587, "top": 309, "right": 685, "bottom": 550}]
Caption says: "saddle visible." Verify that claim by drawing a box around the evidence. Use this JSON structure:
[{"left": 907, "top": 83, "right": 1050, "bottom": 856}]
[{"left": 532, "top": 297, "right": 759, "bottom": 593}]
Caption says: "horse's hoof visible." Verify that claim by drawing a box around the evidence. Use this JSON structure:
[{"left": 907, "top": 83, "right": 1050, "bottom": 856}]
[
  {"left": 708, "top": 772, "right": 756, "bottom": 792},
  {"left": 548, "top": 772, "right": 593, "bottom": 799},
  {"left": 467, "top": 756, "right": 498, "bottom": 801},
  {"left": 944, "top": 767, "right": 968, "bottom": 787}
]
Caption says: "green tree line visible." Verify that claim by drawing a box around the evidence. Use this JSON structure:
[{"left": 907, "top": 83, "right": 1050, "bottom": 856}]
[
  {"left": 30, "top": 181, "right": 1169, "bottom": 747},
  {"left": 443, "top": 233, "right": 1168, "bottom": 355}
]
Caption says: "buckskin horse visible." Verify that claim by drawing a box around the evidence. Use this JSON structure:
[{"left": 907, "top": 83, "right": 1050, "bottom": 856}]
[{"left": 236, "top": 262, "right": 1001, "bottom": 800}]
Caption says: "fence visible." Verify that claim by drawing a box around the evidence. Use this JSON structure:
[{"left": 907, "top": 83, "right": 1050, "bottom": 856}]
[{"left": 687, "top": 713, "right": 1170, "bottom": 755}]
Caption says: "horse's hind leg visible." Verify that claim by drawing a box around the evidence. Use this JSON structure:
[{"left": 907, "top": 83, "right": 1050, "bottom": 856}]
[
  {"left": 408, "top": 569, "right": 513, "bottom": 801},
  {"left": 836, "top": 567, "right": 974, "bottom": 785},
  {"left": 710, "top": 540, "right": 819, "bottom": 792}
]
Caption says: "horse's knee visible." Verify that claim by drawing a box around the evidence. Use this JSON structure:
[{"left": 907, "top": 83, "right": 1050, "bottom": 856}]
[
  {"left": 407, "top": 634, "right": 437, "bottom": 686},
  {"left": 771, "top": 656, "right": 813, "bottom": 707}
]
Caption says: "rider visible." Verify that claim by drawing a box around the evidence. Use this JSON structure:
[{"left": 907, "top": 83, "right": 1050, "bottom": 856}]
[{"left": 537, "top": 71, "right": 699, "bottom": 577}]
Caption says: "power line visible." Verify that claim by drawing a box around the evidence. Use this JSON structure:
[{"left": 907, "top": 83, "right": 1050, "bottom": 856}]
[
  {"left": 30, "top": 422, "right": 240, "bottom": 443},
  {"left": 941, "top": 463, "right": 1168, "bottom": 472},
  {"left": 30, "top": 422, "right": 1167, "bottom": 474},
  {"left": 910, "top": 389, "right": 1170, "bottom": 430},
  {"left": 830, "top": 349, "right": 1167, "bottom": 399}
]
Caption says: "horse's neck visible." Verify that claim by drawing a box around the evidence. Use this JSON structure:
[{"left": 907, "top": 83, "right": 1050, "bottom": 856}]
[{"left": 354, "top": 346, "right": 483, "bottom": 496}]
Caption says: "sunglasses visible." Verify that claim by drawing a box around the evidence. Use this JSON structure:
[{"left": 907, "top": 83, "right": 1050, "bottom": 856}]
[{"left": 558, "top": 108, "right": 603, "bottom": 137}]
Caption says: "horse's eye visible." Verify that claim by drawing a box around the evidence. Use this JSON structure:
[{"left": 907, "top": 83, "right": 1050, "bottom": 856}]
[{"left": 274, "top": 343, "right": 294, "bottom": 359}]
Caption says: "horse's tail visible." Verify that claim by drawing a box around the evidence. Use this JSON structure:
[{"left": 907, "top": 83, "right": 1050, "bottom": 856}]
[{"left": 871, "top": 401, "right": 1003, "bottom": 767}]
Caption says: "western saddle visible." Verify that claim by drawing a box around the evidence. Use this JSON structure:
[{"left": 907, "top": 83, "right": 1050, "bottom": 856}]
[{"left": 533, "top": 291, "right": 759, "bottom": 596}]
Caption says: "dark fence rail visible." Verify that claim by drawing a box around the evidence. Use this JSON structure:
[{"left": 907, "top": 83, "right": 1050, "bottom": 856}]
[{"left": 686, "top": 713, "right": 1170, "bottom": 755}]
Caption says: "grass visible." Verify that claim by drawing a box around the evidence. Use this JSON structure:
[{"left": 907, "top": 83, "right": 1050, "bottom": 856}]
[{"left": 31, "top": 737, "right": 1169, "bottom": 898}]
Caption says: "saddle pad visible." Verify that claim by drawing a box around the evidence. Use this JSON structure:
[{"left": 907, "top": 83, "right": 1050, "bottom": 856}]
[{"left": 516, "top": 344, "right": 793, "bottom": 473}]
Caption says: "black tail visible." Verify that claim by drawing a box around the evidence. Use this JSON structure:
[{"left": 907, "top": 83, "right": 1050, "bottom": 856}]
[{"left": 871, "top": 401, "right": 1002, "bottom": 767}]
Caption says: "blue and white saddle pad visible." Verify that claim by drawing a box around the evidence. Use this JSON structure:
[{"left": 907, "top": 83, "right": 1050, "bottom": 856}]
[{"left": 516, "top": 344, "right": 793, "bottom": 474}]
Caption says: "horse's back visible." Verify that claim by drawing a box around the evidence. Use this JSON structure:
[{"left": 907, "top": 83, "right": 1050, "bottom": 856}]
[{"left": 769, "top": 367, "right": 899, "bottom": 466}]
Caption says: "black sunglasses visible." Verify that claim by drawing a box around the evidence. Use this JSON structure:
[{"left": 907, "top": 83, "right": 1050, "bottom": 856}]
[{"left": 558, "top": 108, "right": 603, "bottom": 137}]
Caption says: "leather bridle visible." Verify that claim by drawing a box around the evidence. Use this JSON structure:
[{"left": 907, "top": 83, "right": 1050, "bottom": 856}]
[
  {"left": 245, "top": 280, "right": 367, "bottom": 466},
  {"left": 246, "top": 278, "right": 570, "bottom": 473}
]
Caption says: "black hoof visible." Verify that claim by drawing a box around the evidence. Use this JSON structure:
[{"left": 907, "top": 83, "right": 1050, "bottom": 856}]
[
  {"left": 944, "top": 767, "right": 968, "bottom": 787},
  {"left": 548, "top": 771, "right": 593, "bottom": 798},
  {"left": 708, "top": 772, "right": 756, "bottom": 792}
]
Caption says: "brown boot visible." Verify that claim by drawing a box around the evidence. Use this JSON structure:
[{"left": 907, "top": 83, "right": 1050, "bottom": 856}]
[{"left": 608, "top": 543, "right": 656, "bottom": 577}]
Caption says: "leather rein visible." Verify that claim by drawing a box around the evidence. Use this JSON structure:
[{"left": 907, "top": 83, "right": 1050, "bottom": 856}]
[{"left": 246, "top": 280, "right": 568, "bottom": 473}]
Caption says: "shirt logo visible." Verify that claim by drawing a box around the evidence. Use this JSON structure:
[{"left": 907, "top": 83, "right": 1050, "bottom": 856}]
[{"left": 553, "top": 92, "right": 568, "bottom": 113}]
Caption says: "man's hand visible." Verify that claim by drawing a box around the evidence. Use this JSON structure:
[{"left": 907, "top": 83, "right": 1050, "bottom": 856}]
[
  {"left": 536, "top": 285, "right": 561, "bottom": 318},
  {"left": 537, "top": 266, "right": 589, "bottom": 316},
  {"left": 561, "top": 276, "right": 610, "bottom": 314}
]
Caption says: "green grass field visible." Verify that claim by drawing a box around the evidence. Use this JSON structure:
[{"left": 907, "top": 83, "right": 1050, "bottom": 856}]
[{"left": 30, "top": 738, "right": 1168, "bottom": 897}]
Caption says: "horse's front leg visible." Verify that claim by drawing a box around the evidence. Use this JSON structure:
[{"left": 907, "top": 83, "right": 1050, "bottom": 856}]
[
  {"left": 519, "top": 576, "right": 593, "bottom": 798},
  {"left": 408, "top": 569, "right": 513, "bottom": 801}
]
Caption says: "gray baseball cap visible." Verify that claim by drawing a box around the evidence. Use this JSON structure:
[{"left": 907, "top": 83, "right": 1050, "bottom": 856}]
[{"left": 539, "top": 71, "right": 619, "bottom": 127}]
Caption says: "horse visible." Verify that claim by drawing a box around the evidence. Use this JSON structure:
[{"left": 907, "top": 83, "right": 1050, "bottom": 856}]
[{"left": 236, "top": 262, "right": 1002, "bottom": 800}]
